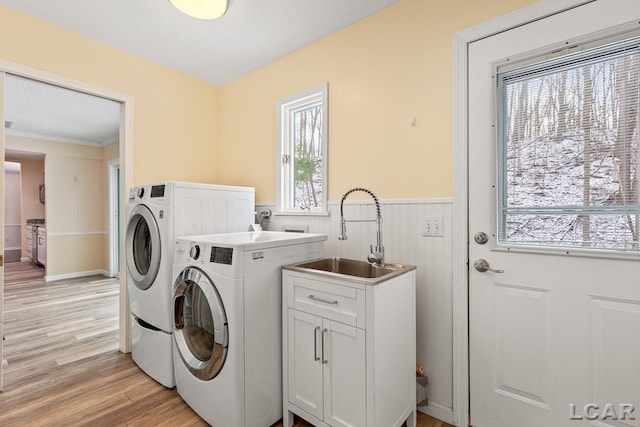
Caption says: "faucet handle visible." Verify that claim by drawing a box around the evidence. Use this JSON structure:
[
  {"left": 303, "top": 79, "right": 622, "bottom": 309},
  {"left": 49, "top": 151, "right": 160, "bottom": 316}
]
[
  {"left": 338, "top": 218, "right": 348, "bottom": 240},
  {"left": 367, "top": 244, "right": 384, "bottom": 265}
]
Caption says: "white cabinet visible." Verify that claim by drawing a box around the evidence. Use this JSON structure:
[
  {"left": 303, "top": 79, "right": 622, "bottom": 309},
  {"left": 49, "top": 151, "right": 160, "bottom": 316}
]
[
  {"left": 26, "top": 225, "right": 33, "bottom": 261},
  {"left": 37, "top": 227, "right": 46, "bottom": 266},
  {"left": 283, "top": 268, "right": 416, "bottom": 427},
  {"left": 321, "top": 318, "right": 366, "bottom": 427},
  {"left": 287, "top": 310, "right": 366, "bottom": 427},
  {"left": 287, "top": 310, "right": 324, "bottom": 419}
]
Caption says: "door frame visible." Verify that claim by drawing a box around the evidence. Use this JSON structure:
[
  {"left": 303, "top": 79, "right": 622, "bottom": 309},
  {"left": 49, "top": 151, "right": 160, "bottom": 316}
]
[
  {"left": 451, "top": 0, "right": 592, "bottom": 425},
  {"left": 0, "top": 60, "right": 134, "bottom": 354},
  {"left": 108, "top": 159, "right": 120, "bottom": 278}
]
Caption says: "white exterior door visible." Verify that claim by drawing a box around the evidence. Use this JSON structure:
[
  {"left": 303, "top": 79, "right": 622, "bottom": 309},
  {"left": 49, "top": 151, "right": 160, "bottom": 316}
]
[{"left": 469, "top": 2, "right": 640, "bottom": 426}]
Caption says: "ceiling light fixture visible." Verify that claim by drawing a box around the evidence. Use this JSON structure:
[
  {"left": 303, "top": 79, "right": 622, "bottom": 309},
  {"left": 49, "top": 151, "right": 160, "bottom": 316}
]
[{"left": 169, "top": 0, "right": 228, "bottom": 20}]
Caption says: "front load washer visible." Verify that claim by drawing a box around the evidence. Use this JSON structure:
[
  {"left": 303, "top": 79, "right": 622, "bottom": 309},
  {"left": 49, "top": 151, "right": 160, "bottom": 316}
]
[
  {"left": 126, "top": 182, "right": 254, "bottom": 388},
  {"left": 172, "top": 231, "right": 327, "bottom": 427}
]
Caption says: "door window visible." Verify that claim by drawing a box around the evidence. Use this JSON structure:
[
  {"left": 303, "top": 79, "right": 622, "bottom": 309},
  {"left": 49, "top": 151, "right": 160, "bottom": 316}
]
[{"left": 497, "top": 33, "right": 640, "bottom": 252}]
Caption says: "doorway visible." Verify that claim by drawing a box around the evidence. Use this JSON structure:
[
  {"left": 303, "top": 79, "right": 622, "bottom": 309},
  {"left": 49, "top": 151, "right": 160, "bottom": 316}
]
[
  {"left": 0, "top": 62, "right": 133, "bottom": 391},
  {"left": 5, "top": 151, "right": 46, "bottom": 265},
  {"left": 3, "top": 161, "right": 22, "bottom": 263}
]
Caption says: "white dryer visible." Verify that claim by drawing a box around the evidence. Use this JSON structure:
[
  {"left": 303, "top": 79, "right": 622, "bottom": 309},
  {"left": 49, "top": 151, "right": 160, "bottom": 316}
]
[
  {"left": 126, "top": 181, "right": 254, "bottom": 388},
  {"left": 172, "top": 231, "right": 327, "bottom": 427}
]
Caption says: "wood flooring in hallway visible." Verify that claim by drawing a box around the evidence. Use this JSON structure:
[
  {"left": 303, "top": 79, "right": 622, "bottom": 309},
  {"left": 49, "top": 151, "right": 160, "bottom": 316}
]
[{"left": 0, "top": 261, "right": 452, "bottom": 427}]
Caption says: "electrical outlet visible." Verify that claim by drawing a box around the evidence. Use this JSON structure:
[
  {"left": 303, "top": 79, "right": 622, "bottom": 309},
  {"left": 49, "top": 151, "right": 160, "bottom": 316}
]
[{"left": 422, "top": 216, "right": 444, "bottom": 237}]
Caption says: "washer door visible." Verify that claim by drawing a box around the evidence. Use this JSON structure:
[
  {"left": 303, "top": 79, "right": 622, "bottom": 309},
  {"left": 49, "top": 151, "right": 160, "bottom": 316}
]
[
  {"left": 126, "top": 204, "right": 161, "bottom": 290},
  {"left": 173, "top": 267, "right": 228, "bottom": 381}
]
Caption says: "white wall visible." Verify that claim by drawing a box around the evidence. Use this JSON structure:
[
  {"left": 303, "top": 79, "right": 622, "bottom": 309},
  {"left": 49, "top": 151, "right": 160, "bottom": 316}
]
[
  {"left": 7, "top": 136, "right": 119, "bottom": 279},
  {"left": 4, "top": 168, "right": 22, "bottom": 251},
  {"left": 260, "top": 197, "right": 455, "bottom": 424}
]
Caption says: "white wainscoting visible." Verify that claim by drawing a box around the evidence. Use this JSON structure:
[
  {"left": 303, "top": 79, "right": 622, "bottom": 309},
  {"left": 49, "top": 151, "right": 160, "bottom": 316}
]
[
  {"left": 261, "top": 198, "right": 454, "bottom": 424},
  {"left": 4, "top": 224, "right": 22, "bottom": 250}
]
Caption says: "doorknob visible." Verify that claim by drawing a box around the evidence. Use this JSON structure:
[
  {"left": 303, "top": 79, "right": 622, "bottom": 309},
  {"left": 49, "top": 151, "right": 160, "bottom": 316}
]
[{"left": 474, "top": 259, "right": 504, "bottom": 273}]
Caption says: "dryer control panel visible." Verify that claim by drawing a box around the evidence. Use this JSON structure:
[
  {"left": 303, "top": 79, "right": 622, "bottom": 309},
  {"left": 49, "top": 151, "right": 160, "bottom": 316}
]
[
  {"left": 150, "top": 184, "right": 165, "bottom": 198},
  {"left": 210, "top": 247, "right": 233, "bottom": 265}
]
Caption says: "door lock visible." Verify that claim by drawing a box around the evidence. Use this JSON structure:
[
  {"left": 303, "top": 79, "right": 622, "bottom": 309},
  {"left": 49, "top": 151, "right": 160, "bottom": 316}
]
[
  {"left": 474, "top": 259, "right": 504, "bottom": 273},
  {"left": 474, "top": 232, "right": 489, "bottom": 245}
]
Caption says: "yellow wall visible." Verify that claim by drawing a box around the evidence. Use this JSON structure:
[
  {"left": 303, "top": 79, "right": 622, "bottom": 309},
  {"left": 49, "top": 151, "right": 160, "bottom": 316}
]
[
  {"left": 46, "top": 154, "right": 103, "bottom": 234},
  {"left": 6, "top": 136, "right": 120, "bottom": 276},
  {"left": 219, "top": 0, "right": 537, "bottom": 202},
  {"left": 0, "top": 0, "right": 543, "bottom": 371},
  {"left": 103, "top": 140, "right": 120, "bottom": 163},
  {"left": 0, "top": 5, "right": 220, "bottom": 186},
  {"left": 1, "top": 0, "right": 539, "bottom": 204},
  {"left": 47, "top": 234, "right": 105, "bottom": 277},
  {"left": 46, "top": 152, "right": 105, "bottom": 276}
]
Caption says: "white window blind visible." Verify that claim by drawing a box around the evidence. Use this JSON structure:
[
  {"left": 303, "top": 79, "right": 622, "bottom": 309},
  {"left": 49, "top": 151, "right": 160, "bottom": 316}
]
[{"left": 497, "top": 35, "right": 640, "bottom": 252}]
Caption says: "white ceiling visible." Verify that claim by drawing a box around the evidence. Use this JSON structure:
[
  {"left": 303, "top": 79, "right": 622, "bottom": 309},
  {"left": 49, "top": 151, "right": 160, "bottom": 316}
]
[
  {"left": 1, "top": 0, "right": 401, "bottom": 149},
  {"left": 5, "top": 74, "right": 121, "bottom": 146}
]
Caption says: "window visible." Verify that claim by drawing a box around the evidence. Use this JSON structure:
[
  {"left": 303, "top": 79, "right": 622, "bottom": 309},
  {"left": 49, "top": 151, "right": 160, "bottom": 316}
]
[
  {"left": 277, "top": 83, "right": 328, "bottom": 214},
  {"left": 497, "top": 34, "right": 640, "bottom": 252}
]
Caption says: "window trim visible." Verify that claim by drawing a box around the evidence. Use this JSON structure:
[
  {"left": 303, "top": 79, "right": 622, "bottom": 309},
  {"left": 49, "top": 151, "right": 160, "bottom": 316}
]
[{"left": 276, "top": 83, "right": 328, "bottom": 215}]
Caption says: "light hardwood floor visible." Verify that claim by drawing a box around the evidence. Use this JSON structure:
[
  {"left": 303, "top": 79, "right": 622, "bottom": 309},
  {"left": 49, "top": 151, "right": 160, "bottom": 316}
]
[{"left": 1, "top": 261, "right": 452, "bottom": 427}]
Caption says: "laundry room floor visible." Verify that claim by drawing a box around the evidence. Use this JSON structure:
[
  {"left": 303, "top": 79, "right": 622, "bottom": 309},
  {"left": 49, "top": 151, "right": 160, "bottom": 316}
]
[{"left": 0, "top": 261, "right": 451, "bottom": 427}]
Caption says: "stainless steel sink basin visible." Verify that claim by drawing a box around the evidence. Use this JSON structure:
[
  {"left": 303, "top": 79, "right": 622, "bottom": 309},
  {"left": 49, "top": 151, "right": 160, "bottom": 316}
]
[{"left": 284, "top": 257, "right": 416, "bottom": 284}]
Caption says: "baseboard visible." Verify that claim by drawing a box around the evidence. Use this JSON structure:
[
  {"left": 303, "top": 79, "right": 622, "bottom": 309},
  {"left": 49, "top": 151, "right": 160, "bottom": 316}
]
[
  {"left": 45, "top": 269, "right": 109, "bottom": 282},
  {"left": 20, "top": 257, "right": 31, "bottom": 262},
  {"left": 419, "top": 401, "right": 455, "bottom": 425}
]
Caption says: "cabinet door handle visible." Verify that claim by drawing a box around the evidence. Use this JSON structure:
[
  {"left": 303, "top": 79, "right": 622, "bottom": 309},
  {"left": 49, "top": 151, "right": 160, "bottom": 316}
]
[
  {"left": 313, "top": 326, "right": 320, "bottom": 361},
  {"left": 321, "top": 328, "right": 328, "bottom": 364},
  {"left": 308, "top": 295, "right": 338, "bottom": 305}
]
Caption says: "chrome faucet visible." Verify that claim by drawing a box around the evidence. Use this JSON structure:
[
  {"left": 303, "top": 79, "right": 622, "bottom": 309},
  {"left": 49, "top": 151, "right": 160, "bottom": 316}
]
[{"left": 338, "top": 187, "right": 384, "bottom": 266}]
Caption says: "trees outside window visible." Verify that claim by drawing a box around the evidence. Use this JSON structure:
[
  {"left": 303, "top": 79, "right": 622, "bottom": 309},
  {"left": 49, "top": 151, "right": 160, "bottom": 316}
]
[
  {"left": 498, "top": 36, "right": 639, "bottom": 252},
  {"left": 277, "top": 84, "right": 328, "bottom": 214}
]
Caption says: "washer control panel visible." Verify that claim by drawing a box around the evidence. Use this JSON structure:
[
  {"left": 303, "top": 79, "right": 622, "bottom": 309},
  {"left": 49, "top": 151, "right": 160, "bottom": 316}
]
[
  {"left": 210, "top": 246, "right": 233, "bottom": 265},
  {"left": 175, "top": 239, "right": 237, "bottom": 270}
]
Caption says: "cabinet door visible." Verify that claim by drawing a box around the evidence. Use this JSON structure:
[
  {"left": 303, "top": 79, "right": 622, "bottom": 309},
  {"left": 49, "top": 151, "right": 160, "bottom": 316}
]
[
  {"left": 287, "top": 309, "right": 323, "bottom": 419},
  {"left": 323, "top": 320, "right": 366, "bottom": 427}
]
